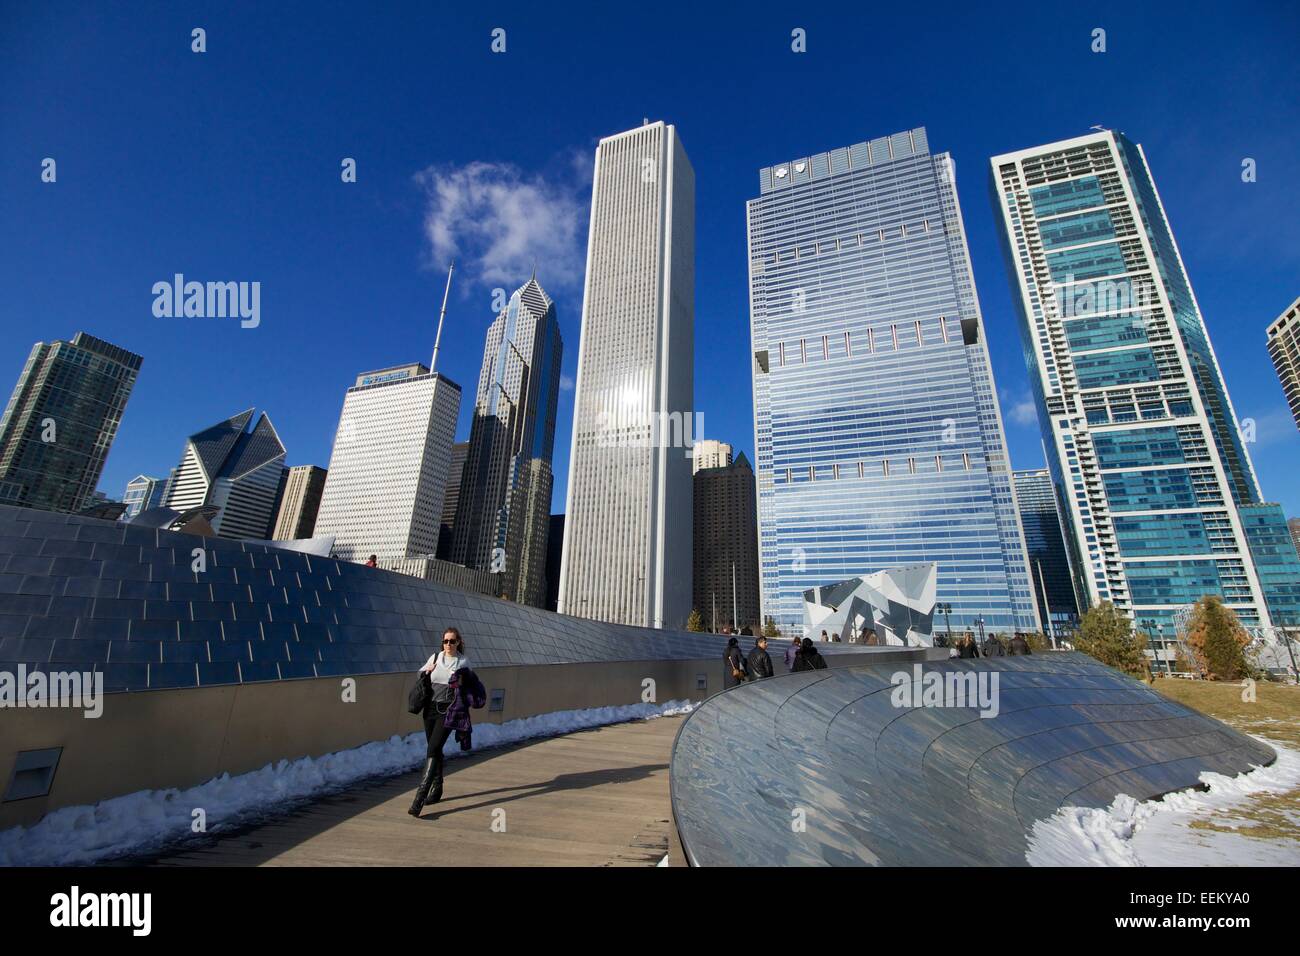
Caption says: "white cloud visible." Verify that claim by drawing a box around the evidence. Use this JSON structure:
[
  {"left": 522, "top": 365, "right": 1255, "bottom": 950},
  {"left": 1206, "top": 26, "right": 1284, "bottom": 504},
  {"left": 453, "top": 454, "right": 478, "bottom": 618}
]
[
  {"left": 414, "top": 159, "right": 588, "bottom": 292},
  {"left": 560, "top": 374, "right": 575, "bottom": 392},
  {"left": 1008, "top": 396, "right": 1039, "bottom": 427}
]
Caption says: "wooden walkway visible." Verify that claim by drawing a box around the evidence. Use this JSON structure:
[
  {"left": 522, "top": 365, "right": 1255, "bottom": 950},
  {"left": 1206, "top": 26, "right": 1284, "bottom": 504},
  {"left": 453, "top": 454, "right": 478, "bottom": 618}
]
[{"left": 151, "top": 715, "right": 689, "bottom": 867}]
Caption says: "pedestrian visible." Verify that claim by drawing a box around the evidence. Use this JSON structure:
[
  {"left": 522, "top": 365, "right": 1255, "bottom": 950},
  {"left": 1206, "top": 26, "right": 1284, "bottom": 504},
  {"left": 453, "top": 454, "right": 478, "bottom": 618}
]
[
  {"left": 748, "top": 635, "right": 774, "bottom": 680},
  {"left": 365, "top": 554, "right": 378, "bottom": 568},
  {"left": 784, "top": 635, "right": 800, "bottom": 672},
  {"left": 1009, "top": 634, "right": 1031, "bottom": 655},
  {"left": 820, "top": 630, "right": 830, "bottom": 643},
  {"left": 723, "top": 636, "right": 748, "bottom": 688},
  {"left": 409, "top": 627, "right": 486, "bottom": 816},
  {"left": 982, "top": 634, "right": 1006, "bottom": 657},
  {"left": 957, "top": 635, "right": 980, "bottom": 659},
  {"left": 831, "top": 629, "right": 842, "bottom": 642},
  {"left": 794, "top": 637, "right": 829, "bottom": 671}
]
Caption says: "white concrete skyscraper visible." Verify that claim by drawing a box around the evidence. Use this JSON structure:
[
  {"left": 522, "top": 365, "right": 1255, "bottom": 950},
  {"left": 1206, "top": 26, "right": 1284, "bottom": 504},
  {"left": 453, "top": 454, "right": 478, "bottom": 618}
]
[
  {"left": 313, "top": 364, "right": 461, "bottom": 565},
  {"left": 558, "top": 121, "right": 695, "bottom": 629}
]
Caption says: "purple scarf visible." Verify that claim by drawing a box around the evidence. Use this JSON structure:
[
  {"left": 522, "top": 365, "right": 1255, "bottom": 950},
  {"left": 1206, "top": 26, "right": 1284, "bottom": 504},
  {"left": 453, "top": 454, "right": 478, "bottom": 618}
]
[{"left": 445, "top": 668, "right": 487, "bottom": 750}]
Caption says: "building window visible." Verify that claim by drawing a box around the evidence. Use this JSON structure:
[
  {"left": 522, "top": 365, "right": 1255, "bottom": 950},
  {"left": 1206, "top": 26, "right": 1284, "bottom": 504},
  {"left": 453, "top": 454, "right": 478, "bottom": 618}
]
[
  {"left": 800, "top": 339, "right": 807, "bottom": 364},
  {"left": 867, "top": 328, "right": 876, "bottom": 353},
  {"left": 778, "top": 342, "right": 786, "bottom": 367},
  {"left": 822, "top": 335, "right": 829, "bottom": 359}
]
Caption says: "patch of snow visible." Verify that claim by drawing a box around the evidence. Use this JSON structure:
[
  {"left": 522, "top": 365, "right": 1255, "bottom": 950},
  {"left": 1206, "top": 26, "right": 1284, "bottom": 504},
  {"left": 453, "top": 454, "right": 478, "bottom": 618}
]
[
  {"left": 1027, "top": 736, "right": 1300, "bottom": 867},
  {"left": 0, "top": 698, "right": 696, "bottom": 867}
]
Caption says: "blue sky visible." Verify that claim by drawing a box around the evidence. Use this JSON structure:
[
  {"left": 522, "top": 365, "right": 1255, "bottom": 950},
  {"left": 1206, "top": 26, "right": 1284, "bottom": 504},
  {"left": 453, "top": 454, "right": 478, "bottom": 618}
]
[{"left": 3, "top": 0, "right": 1298, "bottom": 517}]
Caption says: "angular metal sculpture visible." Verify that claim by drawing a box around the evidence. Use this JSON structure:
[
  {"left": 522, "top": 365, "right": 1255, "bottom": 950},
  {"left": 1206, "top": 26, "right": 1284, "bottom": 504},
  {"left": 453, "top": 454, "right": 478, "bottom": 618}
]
[{"left": 803, "top": 562, "right": 936, "bottom": 645}]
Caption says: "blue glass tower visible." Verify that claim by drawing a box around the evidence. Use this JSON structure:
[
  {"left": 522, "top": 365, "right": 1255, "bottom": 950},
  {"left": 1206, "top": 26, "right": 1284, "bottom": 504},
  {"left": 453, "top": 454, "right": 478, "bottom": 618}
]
[
  {"left": 991, "top": 129, "right": 1298, "bottom": 642},
  {"left": 747, "top": 128, "right": 1039, "bottom": 635}
]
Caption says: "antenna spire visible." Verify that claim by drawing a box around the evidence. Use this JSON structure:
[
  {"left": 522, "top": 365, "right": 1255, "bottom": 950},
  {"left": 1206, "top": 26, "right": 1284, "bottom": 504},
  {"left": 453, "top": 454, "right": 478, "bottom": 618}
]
[{"left": 431, "top": 261, "right": 454, "bottom": 374}]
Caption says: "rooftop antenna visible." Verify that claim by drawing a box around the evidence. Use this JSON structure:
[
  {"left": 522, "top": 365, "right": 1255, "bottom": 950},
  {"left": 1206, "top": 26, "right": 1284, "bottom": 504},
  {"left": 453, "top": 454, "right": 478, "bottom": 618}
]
[{"left": 430, "top": 261, "right": 454, "bottom": 374}]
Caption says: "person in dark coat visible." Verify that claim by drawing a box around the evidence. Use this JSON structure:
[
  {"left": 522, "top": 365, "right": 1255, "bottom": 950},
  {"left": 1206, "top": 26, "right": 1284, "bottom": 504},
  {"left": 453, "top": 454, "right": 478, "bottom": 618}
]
[
  {"left": 957, "top": 635, "right": 980, "bottom": 659},
  {"left": 982, "top": 635, "right": 1006, "bottom": 657},
  {"left": 784, "top": 635, "right": 800, "bottom": 672},
  {"left": 1009, "top": 634, "right": 1031, "bottom": 655},
  {"left": 747, "top": 636, "right": 774, "bottom": 680},
  {"left": 794, "top": 637, "right": 828, "bottom": 671},
  {"left": 409, "top": 627, "right": 484, "bottom": 816},
  {"left": 723, "top": 637, "right": 748, "bottom": 688}
]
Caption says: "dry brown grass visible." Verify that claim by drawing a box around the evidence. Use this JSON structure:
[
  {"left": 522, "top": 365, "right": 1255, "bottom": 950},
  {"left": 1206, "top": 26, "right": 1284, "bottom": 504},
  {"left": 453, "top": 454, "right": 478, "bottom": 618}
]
[{"left": 1152, "top": 677, "right": 1300, "bottom": 840}]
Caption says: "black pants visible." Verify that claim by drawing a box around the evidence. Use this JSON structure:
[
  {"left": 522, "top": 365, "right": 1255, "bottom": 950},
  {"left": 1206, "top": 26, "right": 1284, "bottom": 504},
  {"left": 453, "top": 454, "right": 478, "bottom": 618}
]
[{"left": 422, "top": 710, "right": 453, "bottom": 772}]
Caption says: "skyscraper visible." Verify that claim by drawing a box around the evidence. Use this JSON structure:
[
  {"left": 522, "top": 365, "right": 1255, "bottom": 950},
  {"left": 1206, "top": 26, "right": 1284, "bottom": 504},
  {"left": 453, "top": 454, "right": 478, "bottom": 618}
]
[
  {"left": 0, "top": 332, "right": 142, "bottom": 514},
  {"left": 437, "top": 441, "right": 468, "bottom": 559},
  {"left": 162, "top": 409, "right": 287, "bottom": 539},
  {"left": 313, "top": 364, "right": 461, "bottom": 565},
  {"left": 272, "top": 464, "right": 328, "bottom": 540},
  {"left": 693, "top": 451, "right": 760, "bottom": 632},
  {"left": 1266, "top": 295, "right": 1300, "bottom": 432},
  {"left": 558, "top": 121, "right": 695, "bottom": 628},
  {"left": 1014, "top": 468, "right": 1082, "bottom": 637},
  {"left": 451, "top": 275, "right": 562, "bottom": 606},
  {"left": 691, "top": 438, "right": 733, "bottom": 474},
  {"left": 991, "top": 129, "right": 1295, "bottom": 633},
  {"left": 748, "top": 127, "right": 1038, "bottom": 634},
  {"left": 122, "top": 474, "right": 167, "bottom": 518}
]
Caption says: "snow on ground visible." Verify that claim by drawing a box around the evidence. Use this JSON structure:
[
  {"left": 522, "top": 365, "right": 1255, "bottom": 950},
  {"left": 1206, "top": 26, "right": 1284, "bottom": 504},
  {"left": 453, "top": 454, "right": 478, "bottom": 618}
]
[
  {"left": 0, "top": 698, "right": 696, "bottom": 867},
  {"left": 1027, "top": 736, "right": 1300, "bottom": 866}
]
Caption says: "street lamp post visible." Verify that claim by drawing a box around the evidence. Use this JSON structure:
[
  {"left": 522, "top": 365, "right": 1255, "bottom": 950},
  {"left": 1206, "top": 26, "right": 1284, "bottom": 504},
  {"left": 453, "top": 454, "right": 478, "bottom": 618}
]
[
  {"left": 937, "top": 602, "right": 954, "bottom": 647},
  {"left": 1140, "top": 618, "right": 1157, "bottom": 676},
  {"left": 975, "top": 617, "right": 986, "bottom": 655}
]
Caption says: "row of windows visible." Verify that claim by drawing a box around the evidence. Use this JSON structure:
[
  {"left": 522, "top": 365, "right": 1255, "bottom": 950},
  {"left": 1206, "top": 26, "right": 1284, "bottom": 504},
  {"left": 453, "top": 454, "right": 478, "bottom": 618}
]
[
  {"left": 763, "top": 217, "right": 936, "bottom": 265},
  {"left": 775, "top": 453, "right": 974, "bottom": 483},
  {"left": 772, "top": 317, "right": 956, "bottom": 366}
]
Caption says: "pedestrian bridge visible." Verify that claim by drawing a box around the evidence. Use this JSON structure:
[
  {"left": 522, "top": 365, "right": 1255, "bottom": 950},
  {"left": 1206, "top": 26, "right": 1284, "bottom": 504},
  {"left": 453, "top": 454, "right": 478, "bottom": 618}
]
[{"left": 669, "top": 653, "right": 1276, "bottom": 866}]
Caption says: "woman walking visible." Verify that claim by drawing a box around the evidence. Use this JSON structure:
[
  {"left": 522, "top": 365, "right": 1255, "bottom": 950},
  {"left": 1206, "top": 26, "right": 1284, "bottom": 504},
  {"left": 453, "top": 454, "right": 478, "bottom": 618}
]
[{"left": 409, "top": 627, "right": 486, "bottom": 817}]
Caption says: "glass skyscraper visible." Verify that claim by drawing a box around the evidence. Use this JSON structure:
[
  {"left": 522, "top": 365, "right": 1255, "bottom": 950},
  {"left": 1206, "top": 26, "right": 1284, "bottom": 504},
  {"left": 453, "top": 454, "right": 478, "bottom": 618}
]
[
  {"left": 747, "top": 127, "right": 1038, "bottom": 635},
  {"left": 0, "top": 332, "right": 141, "bottom": 514},
  {"left": 451, "top": 275, "right": 563, "bottom": 607},
  {"left": 991, "top": 129, "right": 1299, "bottom": 635},
  {"left": 1014, "top": 468, "right": 1082, "bottom": 637}
]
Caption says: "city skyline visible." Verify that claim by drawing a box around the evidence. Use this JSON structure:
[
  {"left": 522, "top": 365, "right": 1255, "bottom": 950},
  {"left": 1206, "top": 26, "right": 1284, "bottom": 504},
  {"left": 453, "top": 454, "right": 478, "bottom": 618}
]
[{"left": 5, "top": 5, "right": 1297, "bottom": 528}]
